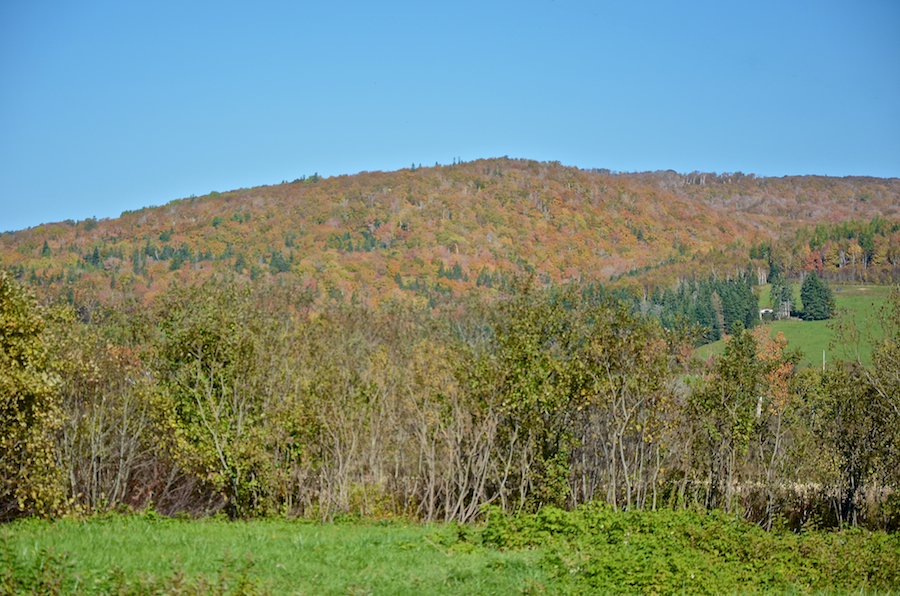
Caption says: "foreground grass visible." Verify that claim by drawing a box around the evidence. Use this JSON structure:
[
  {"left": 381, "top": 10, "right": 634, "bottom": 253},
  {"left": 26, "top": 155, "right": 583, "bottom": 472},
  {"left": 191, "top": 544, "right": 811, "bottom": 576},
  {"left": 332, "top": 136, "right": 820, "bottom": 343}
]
[
  {"left": 697, "top": 284, "right": 890, "bottom": 367},
  {"left": 3, "top": 508, "right": 900, "bottom": 595},
  {"left": 1, "top": 514, "right": 552, "bottom": 595},
  {"left": 479, "top": 505, "right": 900, "bottom": 595}
]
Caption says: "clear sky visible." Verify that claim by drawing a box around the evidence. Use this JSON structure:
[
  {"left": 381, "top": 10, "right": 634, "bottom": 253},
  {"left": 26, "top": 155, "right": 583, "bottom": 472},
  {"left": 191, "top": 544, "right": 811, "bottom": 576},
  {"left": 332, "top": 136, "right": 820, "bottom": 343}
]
[{"left": 2, "top": 0, "right": 898, "bottom": 232}]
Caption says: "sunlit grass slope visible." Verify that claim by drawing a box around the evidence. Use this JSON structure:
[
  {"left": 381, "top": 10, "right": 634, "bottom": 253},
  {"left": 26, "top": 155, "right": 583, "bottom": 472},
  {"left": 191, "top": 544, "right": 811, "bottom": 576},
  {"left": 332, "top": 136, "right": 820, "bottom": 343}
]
[{"left": 696, "top": 284, "right": 890, "bottom": 367}]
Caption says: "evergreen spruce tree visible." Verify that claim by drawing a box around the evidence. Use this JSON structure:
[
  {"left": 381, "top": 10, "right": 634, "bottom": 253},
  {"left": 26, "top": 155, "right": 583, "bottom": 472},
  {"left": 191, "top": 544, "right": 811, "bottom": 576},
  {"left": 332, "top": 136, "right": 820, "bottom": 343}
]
[
  {"left": 234, "top": 252, "right": 246, "bottom": 272},
  {"left": 268, "top": 250, "right": 291, "bottom": 274},
  {"left": 169, "top": 251, "right": 184, "bottom": 271},
  {"left": 800, "top": 271, "right": 834, "bottom": 320}
]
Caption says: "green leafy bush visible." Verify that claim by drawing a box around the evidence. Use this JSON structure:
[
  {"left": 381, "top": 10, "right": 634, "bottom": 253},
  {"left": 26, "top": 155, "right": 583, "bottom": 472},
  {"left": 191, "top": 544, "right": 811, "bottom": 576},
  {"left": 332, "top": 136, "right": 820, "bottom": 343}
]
[
  {"left": 480, "top": 504, "right": 900, "bottom": 595},
  {"left": 0, "top": 271, "right": 63, "bottom": 520}
]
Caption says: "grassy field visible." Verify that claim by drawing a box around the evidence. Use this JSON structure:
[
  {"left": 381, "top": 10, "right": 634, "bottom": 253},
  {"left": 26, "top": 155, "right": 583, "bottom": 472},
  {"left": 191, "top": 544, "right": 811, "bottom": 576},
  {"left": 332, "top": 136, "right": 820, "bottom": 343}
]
[
  {"left": 3, "top": 510, "right": 899, "bottom": 595},
  {"left": 1, "top": 514, "right": 551, "bottom": 596},
  {"left": 696, "top": 284, "right": 891, "bottom": 368}
]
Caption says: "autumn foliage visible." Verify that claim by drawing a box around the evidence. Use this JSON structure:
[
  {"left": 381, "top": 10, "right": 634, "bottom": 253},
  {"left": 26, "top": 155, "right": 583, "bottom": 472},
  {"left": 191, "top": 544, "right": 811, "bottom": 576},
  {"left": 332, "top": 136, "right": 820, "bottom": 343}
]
[
  {"left": 2, "top": 159, "right": 898, "bottom": 317},
  {"left": 2, "top": 159, "right": 900, "bottom": 528},
  {"left": 0, "top": 269, "right": 897, "bottom": 531}
]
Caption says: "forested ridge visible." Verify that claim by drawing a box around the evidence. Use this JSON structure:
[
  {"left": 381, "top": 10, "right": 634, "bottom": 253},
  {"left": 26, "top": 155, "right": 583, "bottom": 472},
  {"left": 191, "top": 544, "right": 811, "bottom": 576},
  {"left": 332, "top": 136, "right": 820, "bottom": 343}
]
[
  {"left": 2, "top": 158, "right": 900, "bottom": 533},
  {"left": 2, "top": 158, "right": 899, "bottom": 312}
]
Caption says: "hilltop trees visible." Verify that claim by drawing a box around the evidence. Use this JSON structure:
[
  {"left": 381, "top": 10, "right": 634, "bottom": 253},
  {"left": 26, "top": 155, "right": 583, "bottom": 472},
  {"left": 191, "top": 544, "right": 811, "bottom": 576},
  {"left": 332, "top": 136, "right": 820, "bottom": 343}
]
[{"left": 5, "top": 159, "right": 899, "bottom": 324}]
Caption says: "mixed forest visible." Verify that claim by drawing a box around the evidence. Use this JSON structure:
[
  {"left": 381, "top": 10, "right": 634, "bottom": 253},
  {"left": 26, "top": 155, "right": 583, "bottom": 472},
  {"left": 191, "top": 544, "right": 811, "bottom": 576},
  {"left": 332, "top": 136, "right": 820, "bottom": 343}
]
[{"left": 2, "top": 158, "right": 900, "bottom": 531}]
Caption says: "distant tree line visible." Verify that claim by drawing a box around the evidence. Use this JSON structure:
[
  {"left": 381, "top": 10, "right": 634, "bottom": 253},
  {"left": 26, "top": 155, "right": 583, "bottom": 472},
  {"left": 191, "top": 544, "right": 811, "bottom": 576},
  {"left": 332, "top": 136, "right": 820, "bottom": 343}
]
[
  {"left": 2, "top": 269, "right": 898, "bottom": 530},
  {"left": 752, "top": 216, "right": 900, "bottom": 285},
  {"left": 630, "top": 272, "right": 758, "bottom": 343}
]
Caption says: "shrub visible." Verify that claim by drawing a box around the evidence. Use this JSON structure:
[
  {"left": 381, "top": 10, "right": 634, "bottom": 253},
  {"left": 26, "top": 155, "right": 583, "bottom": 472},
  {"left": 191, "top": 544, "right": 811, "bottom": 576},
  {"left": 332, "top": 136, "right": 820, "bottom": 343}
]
[{"left": 0, "top": 271, "right": 63, "bottom": 520}]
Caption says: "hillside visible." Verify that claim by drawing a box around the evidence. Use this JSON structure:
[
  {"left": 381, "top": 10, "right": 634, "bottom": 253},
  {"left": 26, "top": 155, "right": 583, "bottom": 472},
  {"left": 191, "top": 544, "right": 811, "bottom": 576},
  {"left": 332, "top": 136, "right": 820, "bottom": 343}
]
[
  {"left": 3, "top": 159, "right": 900, "bottom": 534},
  {"left": 2, "top": 158, "right": 899, "bottom": 309}
]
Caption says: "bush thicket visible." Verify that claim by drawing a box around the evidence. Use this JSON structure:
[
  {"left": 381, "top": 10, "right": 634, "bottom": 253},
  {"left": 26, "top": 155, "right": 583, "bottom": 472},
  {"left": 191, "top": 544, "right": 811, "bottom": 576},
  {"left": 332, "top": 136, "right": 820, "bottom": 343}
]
[{"left": 0, "top": 270, "right": 898, "bottom": 531}]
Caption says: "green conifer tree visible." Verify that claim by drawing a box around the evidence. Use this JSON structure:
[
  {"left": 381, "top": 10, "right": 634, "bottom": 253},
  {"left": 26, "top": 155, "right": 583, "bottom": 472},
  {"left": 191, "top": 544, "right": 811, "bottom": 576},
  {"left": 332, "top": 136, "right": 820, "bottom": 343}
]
[{"left": 800, "top": 271, "right": 834, "bottom": 320}]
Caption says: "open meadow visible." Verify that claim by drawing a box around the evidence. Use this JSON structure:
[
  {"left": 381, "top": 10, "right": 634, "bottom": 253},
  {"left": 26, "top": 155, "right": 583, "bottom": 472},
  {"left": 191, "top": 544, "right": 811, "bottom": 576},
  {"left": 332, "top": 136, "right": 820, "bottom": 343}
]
[
  {"left": 1, "top": 514, "right": 548, "bottom": 596},
  {"left": 696, "top": 284, "right": 890, "bottom": 367},
  {"left": 3, "top": 508, "right": 900, "bottom": 595}
]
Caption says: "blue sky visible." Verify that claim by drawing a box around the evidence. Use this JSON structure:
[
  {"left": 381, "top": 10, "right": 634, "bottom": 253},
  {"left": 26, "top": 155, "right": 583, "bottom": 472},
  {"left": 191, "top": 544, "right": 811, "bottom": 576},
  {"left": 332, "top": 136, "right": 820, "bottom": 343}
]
[{"left": 2, "top": 0, "right": 898, "bottom": 231}]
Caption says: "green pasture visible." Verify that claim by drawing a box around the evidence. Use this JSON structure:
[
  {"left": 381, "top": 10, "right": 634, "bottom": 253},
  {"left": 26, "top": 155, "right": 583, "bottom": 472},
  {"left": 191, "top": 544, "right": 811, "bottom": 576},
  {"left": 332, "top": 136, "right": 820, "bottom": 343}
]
[
  {"left": 696, "top": 284, "right": 891, "bottom": 368},
  {"left": 1, "top": 514, "right": 549, "bottom": 596},
  {"left": 3, "top": 510, "right": 899, "bottom": 596}
]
